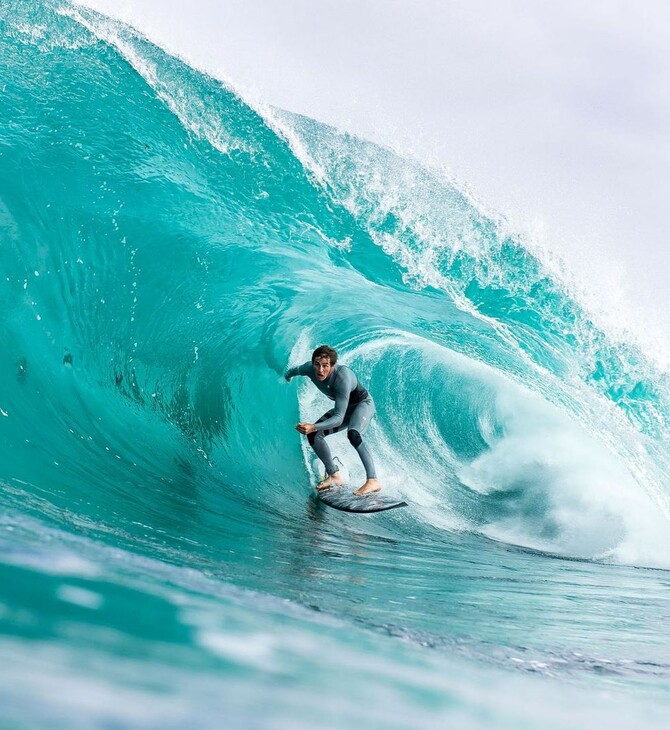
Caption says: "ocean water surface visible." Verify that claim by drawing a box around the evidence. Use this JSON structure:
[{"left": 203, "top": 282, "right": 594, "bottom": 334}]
[{"left": 2, "top": 2, "right": 670, "bottom": 727}]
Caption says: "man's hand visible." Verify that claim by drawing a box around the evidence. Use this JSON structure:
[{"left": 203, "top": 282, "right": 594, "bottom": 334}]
[
  {"left": 284, "top": 373, "right": 292, "bottom": 382},
  {"left": 296, "top": 422, "right": 316, "bottom": 435}
]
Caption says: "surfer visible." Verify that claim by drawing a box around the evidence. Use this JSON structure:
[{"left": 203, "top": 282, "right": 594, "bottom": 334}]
[{"left": 285, "top": 345, "right": 381, "bottom": 496}]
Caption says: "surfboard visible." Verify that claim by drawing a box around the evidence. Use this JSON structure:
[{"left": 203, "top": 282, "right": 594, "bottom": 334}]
[{"left": 316, "top": 485, "right": 408, "bottom": 513}]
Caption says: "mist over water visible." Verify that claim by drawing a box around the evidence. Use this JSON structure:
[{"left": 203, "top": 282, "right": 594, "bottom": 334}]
[{"left": 2, "top": 2, "right": 670, "bottom": 727}]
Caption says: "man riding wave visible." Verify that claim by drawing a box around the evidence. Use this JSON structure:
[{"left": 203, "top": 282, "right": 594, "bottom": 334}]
[{"left": 285, "top": 345, "right": 381, "bottom": 496}]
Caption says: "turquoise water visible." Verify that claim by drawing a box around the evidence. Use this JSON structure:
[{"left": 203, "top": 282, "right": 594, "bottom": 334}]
[{"left": 3, "top": 2, "right": 670, "bottom": 727}]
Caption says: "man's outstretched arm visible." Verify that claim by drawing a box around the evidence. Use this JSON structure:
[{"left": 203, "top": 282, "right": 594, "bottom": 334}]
[{"left": 284, "top": 361, "right": 313, "bottom": 381}]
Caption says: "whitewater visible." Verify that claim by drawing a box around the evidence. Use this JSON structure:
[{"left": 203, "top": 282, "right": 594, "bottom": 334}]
[{"left": 2, "top": 2, "right": 670, "bottom": 727}]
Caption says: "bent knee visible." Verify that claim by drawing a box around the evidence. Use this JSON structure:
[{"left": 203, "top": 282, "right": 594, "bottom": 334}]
[
  {"left": 308, "top": 429, "right": 326, "bottom": 446},
  {"left": 347, "top": 429, "right": 362, "bottom": 448}
]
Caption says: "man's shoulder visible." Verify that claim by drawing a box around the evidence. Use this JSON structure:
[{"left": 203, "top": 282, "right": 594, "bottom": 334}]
[{"left": 334, "top": 364, "right": 355, "bottom": 382}]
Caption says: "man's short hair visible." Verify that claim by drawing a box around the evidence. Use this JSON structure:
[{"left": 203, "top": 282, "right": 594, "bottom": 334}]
[{"left": 312, "top": 345, "right": 338, "bottom": 365}]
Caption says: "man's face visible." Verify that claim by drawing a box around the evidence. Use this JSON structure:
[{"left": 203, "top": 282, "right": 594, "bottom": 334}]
[{"left": 313, "top": 356, "right": 334, "bottom": 381}]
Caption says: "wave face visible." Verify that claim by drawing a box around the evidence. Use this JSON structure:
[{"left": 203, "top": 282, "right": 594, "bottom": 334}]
[{"left": 3, "top": 2, "right": 670, "bottom": 728}]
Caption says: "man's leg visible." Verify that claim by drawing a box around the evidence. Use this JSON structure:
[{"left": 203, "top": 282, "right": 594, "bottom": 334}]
[
  {"left": 346, "top": 400, "right": 381, "bottom": 495},
  {"left": 308, "top": 410, "right": 345, "bottom": 490}
]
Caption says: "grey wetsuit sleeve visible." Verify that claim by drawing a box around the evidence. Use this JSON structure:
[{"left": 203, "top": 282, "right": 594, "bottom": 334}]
[
  {"left": 314, "top": 368, "right": 355, "bottom": 432},
  {"left": 285, "top": 361, "right": 313, "bottom": 380}
]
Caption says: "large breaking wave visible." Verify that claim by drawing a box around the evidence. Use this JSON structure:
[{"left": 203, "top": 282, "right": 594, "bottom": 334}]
[{"left": 2, "top": 0, "right": 670, "bottom": 582}]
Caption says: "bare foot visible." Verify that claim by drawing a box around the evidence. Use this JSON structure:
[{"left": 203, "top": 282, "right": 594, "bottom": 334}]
[
  {"left": 353, "top": 479, "right": 381, "bottom": 496},
  {"left": 316, "top": 473, "right": 343, "bottom": 491}
]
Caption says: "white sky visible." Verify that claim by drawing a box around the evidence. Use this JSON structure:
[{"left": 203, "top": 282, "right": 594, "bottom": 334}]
[{"left": 78, "top": 0, "right": 670, "bottom": 339}]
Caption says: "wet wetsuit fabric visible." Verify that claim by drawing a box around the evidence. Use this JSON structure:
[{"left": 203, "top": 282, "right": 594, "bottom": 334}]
[{"left": 285, "top": 362, "right": 377, "bottom": 479}]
